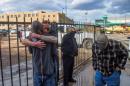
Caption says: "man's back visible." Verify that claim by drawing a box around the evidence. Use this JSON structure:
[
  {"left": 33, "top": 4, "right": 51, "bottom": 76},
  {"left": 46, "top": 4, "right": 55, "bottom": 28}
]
[
  {"left": 61, "top": 32, "right": 78, "bottom": 56},
  {"left": 30, "top": 38, "right": 55, "bottom": 75}
]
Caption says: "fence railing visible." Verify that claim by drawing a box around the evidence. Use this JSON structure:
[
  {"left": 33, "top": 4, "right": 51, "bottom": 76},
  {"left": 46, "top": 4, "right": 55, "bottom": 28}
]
[{"left": 0, "top": 17, "right": 101, "bottom": 86}]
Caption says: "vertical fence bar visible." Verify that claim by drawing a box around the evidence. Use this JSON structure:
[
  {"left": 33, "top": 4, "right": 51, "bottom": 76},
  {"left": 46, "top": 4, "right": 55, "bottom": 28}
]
[
  {"left": 80, "top": 22, "right": 83, "bottom": 63},
  {"left": 59, "top": 23, "right": 63, "bottom": 75},
  {"left": 16, "top": 16, "right": 22, "bottom": 86},
  {"left": 78, "top": 22, "right": 80, "bottom": 66},
  {"left": 30, "top": 17, "right": 34, "bottom": 86},
  {"left": 78, "top": 22, "right": 81, "bottom": 65},
  {"left": 75, "top": 23, "right": 77, "bottom": 67},
  {"left": 7, "top": 16, "right": 13, "bottom": 86},
  {"left": 83, "top": 22, "right": 85, "bottom": 61},
  {"left": 0, "top": 34, "right": 4, "bottom": 86},
  {"left": 24, "top": 16, "right": 29, "bottom": 86},
  {"left": 94, "top": 25, "right": 96, "bottom": 42}
]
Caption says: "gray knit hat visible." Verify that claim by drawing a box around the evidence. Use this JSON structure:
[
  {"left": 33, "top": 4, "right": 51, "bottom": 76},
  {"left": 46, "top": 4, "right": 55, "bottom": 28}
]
[{"left": 96, "top": 34, "right": 108, "bottom": 50}]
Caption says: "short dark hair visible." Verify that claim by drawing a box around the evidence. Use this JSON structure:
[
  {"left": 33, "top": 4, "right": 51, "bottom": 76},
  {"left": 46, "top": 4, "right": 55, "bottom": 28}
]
[{"left": 31, "top": 21, "right": 43, "bottom": 34}]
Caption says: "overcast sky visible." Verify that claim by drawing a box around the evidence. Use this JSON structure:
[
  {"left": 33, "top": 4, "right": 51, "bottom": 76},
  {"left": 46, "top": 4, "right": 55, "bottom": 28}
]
[{"left": 0, "top": 0, "right": 130, "bottom": 23}]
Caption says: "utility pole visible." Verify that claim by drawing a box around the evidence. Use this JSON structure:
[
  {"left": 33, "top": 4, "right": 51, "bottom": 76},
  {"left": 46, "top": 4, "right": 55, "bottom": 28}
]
[
  {"left": 62, "top": 8, "right": 64, "bottom": 14},
  {"left": 62, "top": 8, "right": 65, "bottom": 23},
  {"left": 65, "top": 0, "right": 67, "bottom": 23},
  {"left": 85, "top": 12, "right": 88, "bottom": 24},
  {"left": 65, "top": 0, "right": 67, "bottom": 16}
]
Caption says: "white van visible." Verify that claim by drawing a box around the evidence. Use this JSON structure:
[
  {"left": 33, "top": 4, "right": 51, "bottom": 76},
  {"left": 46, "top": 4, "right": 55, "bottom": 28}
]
[{"left": 57, "top": 25, "right": 94, "bottom": 49}]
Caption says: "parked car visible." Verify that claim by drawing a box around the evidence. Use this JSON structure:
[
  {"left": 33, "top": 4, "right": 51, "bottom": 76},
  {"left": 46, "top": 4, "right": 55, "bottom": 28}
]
[
  {"left": 10, "top": 29, "right": 17, "bottom": 34},
  {"left": 0, "top": 29, "right": 8, "bottom": 36},
  {"left": 58, "top": 31, "right": 94, "bottom": 49}
]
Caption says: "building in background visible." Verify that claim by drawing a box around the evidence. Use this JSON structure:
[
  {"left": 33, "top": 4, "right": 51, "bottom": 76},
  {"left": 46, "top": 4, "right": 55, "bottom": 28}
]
[
  {"left": 95, "top": 16, "right": 130, "bottom": 33},
  {"left": 0, "top": 11, "right": 74, "bottom": 30},
  {"left": 95, "top": 16, "right": 130, "bottom": 26}
]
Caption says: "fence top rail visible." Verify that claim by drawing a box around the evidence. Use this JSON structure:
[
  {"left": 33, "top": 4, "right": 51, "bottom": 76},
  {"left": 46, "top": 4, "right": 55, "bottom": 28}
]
[
  {"left": 0, "top": 21, "right": 31, "bottom": 24},
  {"left": 0, "top": 21, "right": 100, "bottom": 27}
]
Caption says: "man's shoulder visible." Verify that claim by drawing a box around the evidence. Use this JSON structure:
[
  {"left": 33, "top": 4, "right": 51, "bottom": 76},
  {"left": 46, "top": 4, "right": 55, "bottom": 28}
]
[
  {"left": 109, "top": 39, "right": 118, "bottom": 43},
  {"left": 63, "top": 33, "right": 71, "bottom": 40},
  {"left": 109, "top": 39, "right": 121, "bottom": 47}
]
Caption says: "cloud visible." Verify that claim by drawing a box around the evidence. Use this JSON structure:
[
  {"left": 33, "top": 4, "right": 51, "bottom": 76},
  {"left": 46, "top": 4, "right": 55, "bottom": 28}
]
[
  {"left": 0, "top": 0, "right": 62, "bottom": 13},
  {"left": 0, "top": 0, "right": 130, "bottom": 22},
  {"left": 71, "top": 0, "right": 105, "bottom": 10},
  {"left": 107, "top": 0, "right": 130, "bottom": 14}
]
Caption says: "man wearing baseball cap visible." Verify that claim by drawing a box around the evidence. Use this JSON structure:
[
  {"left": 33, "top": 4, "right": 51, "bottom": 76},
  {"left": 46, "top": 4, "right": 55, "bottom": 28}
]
[{"left": 92, "top": 34, "right": 128, "bottom": 86}]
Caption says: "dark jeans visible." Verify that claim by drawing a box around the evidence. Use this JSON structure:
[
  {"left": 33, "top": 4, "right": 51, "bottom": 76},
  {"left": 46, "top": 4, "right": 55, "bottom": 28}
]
[
  {"left": 63, "top": 54, "right": 74, "bottom": 85},
  {"left": 95, "top": 70, "right": 121, "bottom": 86},
  {"left": 34, "top": 73, "right": 56, "bottom": 86}
]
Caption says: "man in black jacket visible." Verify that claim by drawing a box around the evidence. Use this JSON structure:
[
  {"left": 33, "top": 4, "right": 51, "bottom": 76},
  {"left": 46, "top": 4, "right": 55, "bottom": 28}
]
[{"left": 61, "top": 27, "right": 78, "bottom": 86}]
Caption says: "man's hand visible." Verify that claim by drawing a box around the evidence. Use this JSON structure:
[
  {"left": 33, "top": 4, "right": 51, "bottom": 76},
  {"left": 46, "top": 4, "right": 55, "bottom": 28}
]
[
  {"left": 30, "top": 33, "right": 41, "bottom": 38},
  {"left": 31, "top": 41, "right": 46, "bottom": 48}
]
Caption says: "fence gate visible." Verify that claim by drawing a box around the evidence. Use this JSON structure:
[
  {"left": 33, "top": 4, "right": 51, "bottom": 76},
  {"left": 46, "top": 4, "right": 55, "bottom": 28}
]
[{"left": 0, "top": 17, "right": 100, "bottom": 86}]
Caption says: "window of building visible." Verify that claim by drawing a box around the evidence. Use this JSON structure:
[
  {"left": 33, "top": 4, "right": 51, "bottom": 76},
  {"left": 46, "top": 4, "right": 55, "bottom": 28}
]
[
  {"left": 48, "top": 15, "right": 50, "bottom": 17},
  {"left": 11, "top": 15, "right": 13, "bottom": 18},
  {"left": 36, "top": 14, "right": 39, "bottom": 16},
  {"left": 24, "top": 14, "right": 27, "bottom": 17},
  {"left": 43, "top": 15, "right": 45, "bottom": 17},
  {"left": 53, "top": 20, "right": 56, "bottom": 22},
  {"left": 2, "top": 16, "right": 4, "bottom": 18},
  {"left": 53, "top": 15, "right": 55, "bottom": 17},
  {"left": 14, "top": 15, "right": 16, "bottom": 18},
  {"left": 41, "top": 11, "right": 45, "bottom": 13},
  {"left": 28, "top": 14, "right": 31, "bottom": 17},
  {"left": 32, "top": 14, "right": 35, "bottom": 17},
  {"left": 18, "top": 14, "right": 21, "bottom": 17}
]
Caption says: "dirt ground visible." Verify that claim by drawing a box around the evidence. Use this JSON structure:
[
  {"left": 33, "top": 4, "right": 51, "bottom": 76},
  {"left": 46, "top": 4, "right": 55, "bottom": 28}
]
[{"left": 0, "top": 36, "right": 32, "bottom": 69}]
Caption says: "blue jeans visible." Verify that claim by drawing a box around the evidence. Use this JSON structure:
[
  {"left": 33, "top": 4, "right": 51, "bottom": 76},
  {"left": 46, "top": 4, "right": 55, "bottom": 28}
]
[
  {"left": 34, "top": 73, "right": 56, "bottom": 86},
  {"left": 95, "top": 70, "right": 120, "bottom": 86}
]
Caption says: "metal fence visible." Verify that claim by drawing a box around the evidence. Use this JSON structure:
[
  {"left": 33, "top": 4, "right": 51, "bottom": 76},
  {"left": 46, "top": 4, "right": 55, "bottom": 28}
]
[{"left": 0, "top": 16, "right": 101, "bottom": 86}]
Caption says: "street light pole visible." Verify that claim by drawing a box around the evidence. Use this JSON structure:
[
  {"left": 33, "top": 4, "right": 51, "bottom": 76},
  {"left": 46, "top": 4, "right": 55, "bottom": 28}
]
[
  {"left": 61, "top": 8, "right": 65, "bottom": 23},
  {"left": 85, "top": 12, "right": 88, "bottom": 23},
  {"left": 65, "top": 0, "right": 67, "bottom": 16},
  {"left": 62, "top": 8, "right": 64, "bottom": 14},
  {"left": 65, "top": 0, "right": 67, "bottom": 23}
]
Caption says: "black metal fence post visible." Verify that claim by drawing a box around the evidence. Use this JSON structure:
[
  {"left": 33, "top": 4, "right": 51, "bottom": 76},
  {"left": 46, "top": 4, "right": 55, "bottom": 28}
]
[
  {"left": 0, "top": 34, "right": 4, "bottom": 86},
  {"left": 0, "top": 20, "right": 100, "bottom": 86},
  {"left": 24, "top": 15, "right": 29, "bottom": 86},
  {"left": 7, "top": 16, "right": 14, "bottom": 86},
  {"left": 16, "top": 16, "right": 22, "bottom": 86},
  {"left": 94, "top": 25, "right": 96, "bottom": 42}
]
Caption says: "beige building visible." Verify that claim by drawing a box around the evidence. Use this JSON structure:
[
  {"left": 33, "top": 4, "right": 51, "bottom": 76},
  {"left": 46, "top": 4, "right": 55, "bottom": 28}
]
[
  {"left": 108, "top": 16, "right": 130, "bottom": 23},
  {"left": 0, "top": 11, "right": 74, "bottom": 29}
]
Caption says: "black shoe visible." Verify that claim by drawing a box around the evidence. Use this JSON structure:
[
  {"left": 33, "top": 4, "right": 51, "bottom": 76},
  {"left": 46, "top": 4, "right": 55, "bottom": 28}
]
[{"left": 69, "top": 79, "right": 76, "bottom": 83}]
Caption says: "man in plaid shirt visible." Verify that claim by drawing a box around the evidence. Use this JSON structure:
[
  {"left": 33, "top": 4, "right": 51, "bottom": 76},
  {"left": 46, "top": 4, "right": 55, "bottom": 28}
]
[{"left": 92, "top": 34, "right": 128, "bottom": 86}]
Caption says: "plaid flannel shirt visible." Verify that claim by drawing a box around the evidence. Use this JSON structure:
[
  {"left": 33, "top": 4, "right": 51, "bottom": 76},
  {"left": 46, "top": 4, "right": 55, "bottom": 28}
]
[{"left": 92, "top": 39, "right": 128, "bottom": 76}]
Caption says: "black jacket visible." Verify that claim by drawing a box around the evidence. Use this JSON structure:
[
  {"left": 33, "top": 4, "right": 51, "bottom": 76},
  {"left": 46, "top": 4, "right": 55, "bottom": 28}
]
[{"left": 61, "top": 32, "right": 78, "bottom": 56}]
